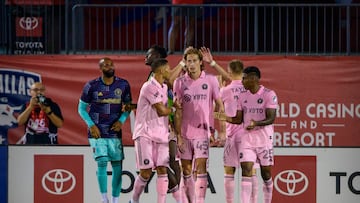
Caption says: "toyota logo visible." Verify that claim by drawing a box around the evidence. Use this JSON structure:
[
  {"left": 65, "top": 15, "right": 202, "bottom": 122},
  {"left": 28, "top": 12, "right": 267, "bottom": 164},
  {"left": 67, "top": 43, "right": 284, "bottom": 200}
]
[
  {"left": 274, "top": 170, "right": 308, "bottom": 196},
  {"left": 19, "top": 17, "right": 38, "bottom": 30},
  {"left": 42, "top": 169, "right": 76, "bottom": 195}
]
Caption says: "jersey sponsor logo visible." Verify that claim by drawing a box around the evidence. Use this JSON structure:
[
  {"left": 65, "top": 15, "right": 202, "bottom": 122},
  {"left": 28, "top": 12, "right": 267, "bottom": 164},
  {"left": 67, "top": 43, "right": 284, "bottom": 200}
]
[
  {"left": 99, "top": 98, "right": 121, "bottom": 104},
  {"left": 183, "top": 94, "right": 192, "bottom": 103}
]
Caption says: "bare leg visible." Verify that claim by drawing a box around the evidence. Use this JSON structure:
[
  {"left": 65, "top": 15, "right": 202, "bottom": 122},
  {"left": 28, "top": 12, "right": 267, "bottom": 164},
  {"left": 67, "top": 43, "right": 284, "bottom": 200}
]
[
  {"left": 168, "top": 16, "right": 181, "bottom": 53},
  {"left": 185, "top": 16, "right": 195, "bottom": 48}
]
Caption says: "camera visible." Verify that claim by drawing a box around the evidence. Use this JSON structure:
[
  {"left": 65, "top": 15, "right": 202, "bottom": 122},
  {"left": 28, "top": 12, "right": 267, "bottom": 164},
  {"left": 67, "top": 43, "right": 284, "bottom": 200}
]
[{"left": 36, "top": 94, "right": 51, "bottom": 106}]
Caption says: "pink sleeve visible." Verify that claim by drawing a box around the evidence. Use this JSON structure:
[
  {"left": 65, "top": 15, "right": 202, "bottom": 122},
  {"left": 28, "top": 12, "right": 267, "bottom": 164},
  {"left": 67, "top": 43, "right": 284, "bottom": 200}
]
[
  {"left": 173, "top": 78, "right": 182, "bottom": 101},
  {"left": 144, "top": 84, "right": 163, "bottom": 105},
  {"left": 222, "top": 88, "right": 237, "bottom": 117},
  {"left": 211, "top": 76, "right": 221, "bottom": 100},
  {"left": 265, "top": 90, "right": 278, "bottom": 109}
]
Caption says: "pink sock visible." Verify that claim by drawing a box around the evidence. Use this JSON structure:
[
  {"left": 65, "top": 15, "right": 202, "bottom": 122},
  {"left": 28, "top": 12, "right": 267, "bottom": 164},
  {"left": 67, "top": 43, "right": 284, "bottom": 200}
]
[
  {"left": 132, "top": 175, "right": 148, "bottom": 201},
  {"left": 250, "top": 175, "right": 258, "bottom": 203},
  {"left": 171, "top": 186, "right": 182, "bottom": 203},
  {"left": 224, "top": 174, "right": 235, "bottom": 203},
  {"left": 241, "top": 177, "right": 252, "bottom": 203},
  {"left": 195, "top": 173, "right": 207, "bottom": 203},
  {"left": 263, "top": 178, "right": 273, "bottom": 203},
  {"left": 157, "top": 174, "right": 168, "bottom": 203},
  {"left": 180, "top": 176, "right": 188, "bottom": 203},
  {"left": 183, "top": 175, "right": 195, "bottom": 203}
]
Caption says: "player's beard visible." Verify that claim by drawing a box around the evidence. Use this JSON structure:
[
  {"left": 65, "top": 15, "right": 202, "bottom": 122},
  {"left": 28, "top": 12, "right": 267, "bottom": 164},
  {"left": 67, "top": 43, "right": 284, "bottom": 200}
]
[{"left": 103, "top": 69, "right": 115, "bottom": 78}]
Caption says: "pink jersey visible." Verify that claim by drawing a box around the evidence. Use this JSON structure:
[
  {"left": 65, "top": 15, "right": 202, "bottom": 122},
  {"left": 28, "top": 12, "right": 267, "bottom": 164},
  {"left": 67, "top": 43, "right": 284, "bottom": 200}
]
[
  {"left": 133, "top": 77, "right": 169, "bottom": 143},
  {"left": 220, "top": 80, "right": 246, "bottom": 142},
  {"left": 237, "top": 85, "right": 278, "bottom": 147},
  {"left": 173, "top": 71, "right": 220, "bottom": 139}
]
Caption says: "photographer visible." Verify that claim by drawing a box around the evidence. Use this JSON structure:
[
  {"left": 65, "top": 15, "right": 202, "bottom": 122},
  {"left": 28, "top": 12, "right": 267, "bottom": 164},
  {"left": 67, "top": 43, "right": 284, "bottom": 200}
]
[{"left": 17, "top": 82, "right": 64, "bottom": 144}]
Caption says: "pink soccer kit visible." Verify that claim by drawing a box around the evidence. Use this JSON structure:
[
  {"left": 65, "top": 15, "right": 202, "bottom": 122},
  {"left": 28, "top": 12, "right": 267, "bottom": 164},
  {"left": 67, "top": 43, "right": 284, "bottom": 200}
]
[
  {"left": 133, "top": 77, "right": 169, "bottom": 143},
  {"left": 237, "top": 85, "right": 278, "bottom": 164},
  {"left": 221, "top": 80, "right": 246, "bottom": 168},
  {"left": 133, "top": 78, "right": 170, "bottom": 169},
  {"left": 173, "top": 71, "right": 221, "bottom": 139}
]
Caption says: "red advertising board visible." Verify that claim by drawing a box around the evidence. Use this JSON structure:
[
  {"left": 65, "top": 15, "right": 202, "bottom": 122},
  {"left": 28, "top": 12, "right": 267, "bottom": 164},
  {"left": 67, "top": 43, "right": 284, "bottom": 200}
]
[
  {"left": 15, "top": 17, "right": 43, "bottom": 37},
  {"left": 272, "top": 156, "right": 316, "bottom": 202},
  {"left": 34, "top": 155, "right": 83, "bottom": 203},
  {"left": 1, "top": 55, "right": 359, "bottom": 146}
]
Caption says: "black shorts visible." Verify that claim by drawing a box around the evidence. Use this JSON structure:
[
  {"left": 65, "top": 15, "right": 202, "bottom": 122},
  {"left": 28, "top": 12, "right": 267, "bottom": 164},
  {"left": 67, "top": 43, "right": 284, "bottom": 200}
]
[{"left": 26, "top": 133, "right": 58, "bottom": 144}]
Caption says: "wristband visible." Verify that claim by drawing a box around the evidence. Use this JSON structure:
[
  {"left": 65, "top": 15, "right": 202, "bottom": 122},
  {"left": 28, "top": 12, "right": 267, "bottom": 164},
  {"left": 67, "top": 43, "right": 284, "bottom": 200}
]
[
  {"left": 210, "top": 60, "right": 217, "bottom": 67},
  {"left": 171, "top": 107, "right": 176, "bottom": 113},
  {"left": 179, "top": 61, "right": 186, "bottom": 68},
  {"left": 118, "top": 111, "right": 130, "bottom": 124}
]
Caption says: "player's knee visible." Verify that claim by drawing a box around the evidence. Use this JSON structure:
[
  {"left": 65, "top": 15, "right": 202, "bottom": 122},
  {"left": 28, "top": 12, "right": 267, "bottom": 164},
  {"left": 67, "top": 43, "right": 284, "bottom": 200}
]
[
  {"left": 260, "top": 167, "right": 272, "bottom": 180},
  {"left": 139, "top": 169, "right": 153, "bottom": 180},
  {"left": 156, "top": 166, "right": 167, "bottom": 175}
]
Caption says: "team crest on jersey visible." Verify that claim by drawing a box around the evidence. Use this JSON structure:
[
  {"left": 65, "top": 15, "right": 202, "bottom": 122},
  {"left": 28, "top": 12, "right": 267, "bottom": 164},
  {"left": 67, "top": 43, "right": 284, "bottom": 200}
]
[
  {"left": 202, "top": 84, "right": 208, "bottom": 90},
  {"left": 154, "top": 91, "right": 159, "bottom": 98},
  {"left": 257, "top": 98, "right": 263, "bottom": 104},
  {"left": 114, "top": 88, "right": 122, "bottom": 96}
]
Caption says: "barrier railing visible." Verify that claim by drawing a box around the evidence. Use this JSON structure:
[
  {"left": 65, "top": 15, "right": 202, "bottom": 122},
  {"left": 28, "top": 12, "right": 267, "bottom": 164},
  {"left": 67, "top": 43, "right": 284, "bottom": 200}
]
[{"left": 1, "top": 2, "right": 359, "bottom": 55}]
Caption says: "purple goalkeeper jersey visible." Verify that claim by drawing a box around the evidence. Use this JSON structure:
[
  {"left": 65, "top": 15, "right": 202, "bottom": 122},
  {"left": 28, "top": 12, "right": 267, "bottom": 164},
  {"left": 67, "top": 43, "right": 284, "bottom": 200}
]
[{"left": 80, "top": 76, "right": 132, "bottom": 138}]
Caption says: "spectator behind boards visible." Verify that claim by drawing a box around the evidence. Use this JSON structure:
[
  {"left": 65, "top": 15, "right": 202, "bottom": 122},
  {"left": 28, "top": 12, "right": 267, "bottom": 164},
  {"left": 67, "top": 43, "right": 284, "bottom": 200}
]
[
  {"left": 167, "top": 0, "right": 204, "bottom": 54},
  {"left": 17, "top": 82, "right": 64, "bottom": 144}
]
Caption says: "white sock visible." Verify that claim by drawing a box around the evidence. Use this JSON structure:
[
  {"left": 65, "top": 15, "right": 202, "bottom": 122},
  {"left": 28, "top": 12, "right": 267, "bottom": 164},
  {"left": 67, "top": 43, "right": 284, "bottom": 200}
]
[
  {"left": 112, "top": 196, "right": 119, "bottom": 203},
  {"left": 130, "top": 199, "right": 139, "bottom": 203},
  {"left": 101, "top": 193, "right": 108, "bottom": 202}
]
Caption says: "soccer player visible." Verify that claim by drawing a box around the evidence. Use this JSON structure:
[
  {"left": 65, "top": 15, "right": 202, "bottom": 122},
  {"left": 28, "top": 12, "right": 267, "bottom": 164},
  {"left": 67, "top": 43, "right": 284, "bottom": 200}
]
[
  {"left": 200, "top": 47, "right": 260, "bottom": 203},
  {"left": 144, "top": 45, "right": 185, "bottom": 202},
  {"left": 224, "top": 66, "right": 278, "bottom": 203},
  {"left": 129, "top": 58, "right": 178, "bottom": 203},
  {"left": 173, "top": 47, "right": 224, "bottom": 203},
  {"left": 78, "top": 57, "right": 132, "bottom": 203}
]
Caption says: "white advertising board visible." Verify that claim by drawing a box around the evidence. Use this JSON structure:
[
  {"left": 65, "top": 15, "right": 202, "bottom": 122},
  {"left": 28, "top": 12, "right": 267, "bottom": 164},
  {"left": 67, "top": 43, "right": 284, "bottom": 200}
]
[{"left": 8, "top": 146, "right": 360, "bottom": 203}]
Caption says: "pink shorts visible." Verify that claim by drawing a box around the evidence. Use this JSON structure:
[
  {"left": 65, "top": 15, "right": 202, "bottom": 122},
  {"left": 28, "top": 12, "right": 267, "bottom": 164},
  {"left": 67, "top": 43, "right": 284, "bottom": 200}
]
[
  {"left": 134, "top": 137, "right": 169, "bottom": 170},
  {"left": 239, "top": 145, "right": 274, "bottom": 166},
  {"left": 180, "top": 136, "right": 209, "bottom": 160}
]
